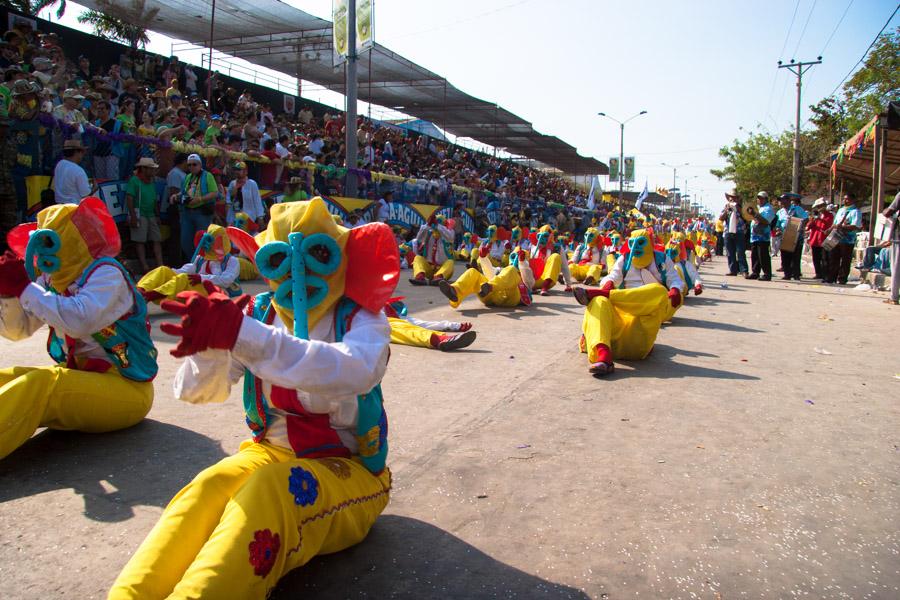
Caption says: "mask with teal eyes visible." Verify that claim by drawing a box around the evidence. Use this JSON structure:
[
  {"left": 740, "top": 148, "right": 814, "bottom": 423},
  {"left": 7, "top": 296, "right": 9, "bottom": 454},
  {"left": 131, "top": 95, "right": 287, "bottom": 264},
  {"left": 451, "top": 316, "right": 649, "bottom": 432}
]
[
  {"left": 255, "top": 231, "right": 342, "bottom": 339},
  {"left": 234, "top": 214, "right": 248, "bottom": 231},
  {"left": 666, "top": 246, "right": 679, "bottom": 261},
  {"left": 191, "top": 232, "right": 214, "bottom": 263},
  {"left": 536, "top": 231, "right": 550, "bottom": 247},
  {"left": 584, "top": 231, "right": 597, "bottom": 245},
  {"left": 628, "top": 236, "right": 649, "bottom": 256},
  {"left": 624, "top": 230, "right": 653, "bottom": 270},
  {"left": 511, "top": 228, "right": 521, "bottom": 242},
  {"left": 486, "top": 225, "right": 497, "bottom": 241},
  {"left": 24, "top": 229, "right": 61, "bottom": 281}
]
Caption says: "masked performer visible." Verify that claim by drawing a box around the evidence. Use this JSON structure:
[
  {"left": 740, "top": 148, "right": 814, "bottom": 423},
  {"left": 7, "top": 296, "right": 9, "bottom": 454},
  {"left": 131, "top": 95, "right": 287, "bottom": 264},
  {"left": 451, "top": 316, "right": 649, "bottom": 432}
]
[
  {"left": 109, "top": 198, "right": 398, "bottom": 599},
  {"left": 479, "top": 225, "right": 510, "bottom": 269},
  {"left": 569, "top": 227, "right": 606, "bottom": 286},
  {"left": 438, "top": 249, "right": 534, "bottom": 309},
  {"left": 529, "top": 225, "right": 563, "bottom": 296},
  {"left": 231, "top": 212, "right": 261, "bottom": 281},
  {"left": 665, "top": 232, "right": 703, "bottom": 296},
  {"left": 138, "top": 224, "right": 241, "bottom": 302},
  {"left": 0, "top": 199, "right": 157, "bottom": 460},
  {"left": 384, "top": 297, "right": 476, "bottom": 351},
  {"left": 573, "top": 228, "right": 684, "bottom": 377},
  {"left": 410, "top": 214, "right": 455, "bottom": 286},
  {"left": 455, "top": 231, "right": 479, "bottom": 267}
]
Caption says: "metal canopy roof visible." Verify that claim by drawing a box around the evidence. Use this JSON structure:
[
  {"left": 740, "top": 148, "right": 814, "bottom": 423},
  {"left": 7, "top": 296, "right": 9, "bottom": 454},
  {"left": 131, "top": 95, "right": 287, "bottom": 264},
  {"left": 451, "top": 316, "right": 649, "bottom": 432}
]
[{"left": 78, "top": 0, "right": 606, "bottom": 175}]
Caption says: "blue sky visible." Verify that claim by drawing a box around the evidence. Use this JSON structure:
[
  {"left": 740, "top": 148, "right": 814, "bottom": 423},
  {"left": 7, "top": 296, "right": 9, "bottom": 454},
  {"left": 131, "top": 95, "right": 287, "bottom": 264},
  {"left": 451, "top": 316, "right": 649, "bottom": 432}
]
[{"left": 44, "top": 0, "right": 897, "bottom": 211}]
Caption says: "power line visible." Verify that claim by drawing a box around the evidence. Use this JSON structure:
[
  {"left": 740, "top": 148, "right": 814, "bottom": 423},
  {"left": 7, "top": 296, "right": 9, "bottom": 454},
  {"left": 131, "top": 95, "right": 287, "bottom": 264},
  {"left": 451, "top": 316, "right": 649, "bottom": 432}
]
[
  {"left": 825, "top": 3, "right": 899, "bottom": 98},
  {"left": 819, "top": 0, "right": 855, "bottom": 56},
  {"left": 765, "top": 0, "right": 802, "bottom": 129},
  {"left": 792, "top": 0, "right": 819, "bottom": 57}
]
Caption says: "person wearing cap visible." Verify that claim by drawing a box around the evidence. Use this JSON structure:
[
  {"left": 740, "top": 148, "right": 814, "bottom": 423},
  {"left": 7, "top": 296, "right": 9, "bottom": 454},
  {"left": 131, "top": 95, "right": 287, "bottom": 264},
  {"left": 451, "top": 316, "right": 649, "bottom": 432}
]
[
  {"left": 825, "top": 193, "right": 862, "bottom": 285},
  {"left": 52, "top": 139, "right": 93, "bottom": 205},
  {"left": 282, "top": 176, "right": 309, "bottom": 203},
  {"left": 227, "top": 161, "right": 265, "bottom": 227},
  {"left": 126, "top": 157, "right": 163, "bottom": 273},
  {"left": 746, "top": 191, "right": 776, "bottom": 280},
  {"left": 719, "top": 190, "right": 748, "bottom": 276},
  {"left": 173, "top": 154, "right": 218, "bottom": 261},
  {"left": 52, "top": 89, "right": 87, "bottom": 125},
  {"left": 774, "top": 193, "right": 808, "bottom": 280},
  {"left": 204, "top": 114, "right": 222, "bottom": 145},
  {"left": 806, "top": 198, "right": 833, "bottom": 280}
]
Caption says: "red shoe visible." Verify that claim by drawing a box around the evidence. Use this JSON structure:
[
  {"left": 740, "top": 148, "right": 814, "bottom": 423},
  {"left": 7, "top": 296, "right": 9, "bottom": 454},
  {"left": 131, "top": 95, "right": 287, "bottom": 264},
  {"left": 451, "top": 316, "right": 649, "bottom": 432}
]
[
  {"left": 588, "top": 343, "right": 614, "bottom": 377},
  {"left": 430, "top": 330, "right": 477, "bottom": 351}
]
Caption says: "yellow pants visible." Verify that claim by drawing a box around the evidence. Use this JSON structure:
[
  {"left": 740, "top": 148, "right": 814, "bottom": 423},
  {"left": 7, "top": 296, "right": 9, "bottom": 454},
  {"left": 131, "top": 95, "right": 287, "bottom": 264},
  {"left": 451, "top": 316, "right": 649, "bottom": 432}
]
[
  {"left": 412, "top": 255, "right": 454, "bottom": 281},
  {"left": 238, "top": 256, "right": 259, "bottom": 281},
  {"left": 569, "top": 263, "right": 604, "bottom": 283},
  {"left": 449, "top": 266, "right": 522, "bottom": 308},
  {"left": 137, "top": 266, "right": 206, "bottom": 301},
  {"left": 388, "top": 317, "right": 437, "bottom": 348},
  {"left": 0, "top": 365, "right": 153, "bottom": 460},
  {"left": 606, "top": 254, "right": 618, "bottom": 273},
  {"left": 110, "top": 440, "right": 392, "bottom": 600},
  {"left": 534, "top": 253, "right": 562, "bottom": 290},
  {"left": 581, "top": 283, "right": 670, "bottom": 363}
]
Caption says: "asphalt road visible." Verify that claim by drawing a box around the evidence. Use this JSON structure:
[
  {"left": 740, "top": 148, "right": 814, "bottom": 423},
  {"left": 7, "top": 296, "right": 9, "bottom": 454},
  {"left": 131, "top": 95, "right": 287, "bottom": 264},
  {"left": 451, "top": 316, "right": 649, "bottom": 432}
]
[{"left": 1, "top": 256, "right": 898, "bottom": 599}]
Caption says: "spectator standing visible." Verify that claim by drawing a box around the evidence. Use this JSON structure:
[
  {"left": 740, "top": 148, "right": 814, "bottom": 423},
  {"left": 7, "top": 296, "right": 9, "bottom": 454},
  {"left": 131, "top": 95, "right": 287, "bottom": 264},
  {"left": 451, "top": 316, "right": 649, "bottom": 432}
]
[
  {"left": 825, "top": 193, "right": 862, "bottom": 285},
  {"left": 282, "top": 177, "right": 309, "bottom": 203},
  {"left": 714, "top": 217, "right": 724, "bottom": 256},
  {"left": 91, "top": 100, "right": 119, "bottom": 180},
  {"left": 806, "top": 198, "right": 833, "bottom": 280},
  {"left": 227, "top": 161, "right": 265, "bottom": 227},
  {"left": 258, "top": 139, "right": 281, "bottom": 189},
  {"left": 377, "top": 190, "right": 392, "bottom": 222},
  {"left": 52, "top": 89, "right": 86, "bottom": 125},
  {"left": 126, "top": 157, "right": 163, "bottom": 273},
  {"left": 881, "top": 190, "right": 900, "bottom": 305},
  {"left": 746, "top": 191, "right": 775, "bottom": 280},
  {"left": 720, "top": 190, "right": 748, "bottom": 276},
  {"left": 53, "top": 139, "right": 92, "bottom": 204},
  {"left": 173, "top": 154, "right": 217, "bottom": 260},
  {"left": 183, "top": 64, "right": 198, "bottom": 95}
]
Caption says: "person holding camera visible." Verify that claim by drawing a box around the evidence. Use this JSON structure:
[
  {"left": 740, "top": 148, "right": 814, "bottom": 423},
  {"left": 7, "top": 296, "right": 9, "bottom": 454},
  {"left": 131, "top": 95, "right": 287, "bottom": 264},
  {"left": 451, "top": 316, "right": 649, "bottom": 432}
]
[{"left": 172, "top": 154, "right": 217, "bottom": 261}]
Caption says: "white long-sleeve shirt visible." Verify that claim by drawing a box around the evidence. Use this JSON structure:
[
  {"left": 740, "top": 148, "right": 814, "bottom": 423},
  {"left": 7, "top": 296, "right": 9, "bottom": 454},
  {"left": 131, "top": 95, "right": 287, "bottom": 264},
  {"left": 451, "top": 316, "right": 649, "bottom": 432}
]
[
  {"left": 600, "top": 254, "right": 685, "bottom": 292},
  {"left": 0, "top": 266, "right": 133, "bottom": 364},
  {"left": 174, "top": 305, "right": 390, "bottom": 454},
  {"left": 415, "top": 223, "right": 455, "bottom": 265},
  {"left": 175, "top": 256, "right": 241, "bottom": 289},
  {"left": 572, "top": 243, "right": 605, "bottom": 265},
  {"left": 227, "top": 179, "right": 265, "bottom": 222}
]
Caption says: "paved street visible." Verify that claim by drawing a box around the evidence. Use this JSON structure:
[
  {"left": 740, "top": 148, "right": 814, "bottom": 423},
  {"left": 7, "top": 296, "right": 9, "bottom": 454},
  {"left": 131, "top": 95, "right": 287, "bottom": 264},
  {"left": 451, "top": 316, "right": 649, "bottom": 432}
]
[{"left": 1, "top": 257, "right": 898, "bottom": 599}]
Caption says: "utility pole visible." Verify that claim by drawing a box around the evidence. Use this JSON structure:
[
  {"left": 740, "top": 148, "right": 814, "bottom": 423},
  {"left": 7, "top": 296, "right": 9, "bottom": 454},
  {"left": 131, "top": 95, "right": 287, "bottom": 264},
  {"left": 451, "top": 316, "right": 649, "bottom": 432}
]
[
  {"left": 599, "top": 110, "right": 647, "bottom": 206},
  {"left": 778, "top": 57, "right": 821, "bottom": 194},
  {"left": 662, "top": 162, "right": 688, "bottom": 217},
  {"left": 345, "top": 0, "right": 359, "bottom": 196}
]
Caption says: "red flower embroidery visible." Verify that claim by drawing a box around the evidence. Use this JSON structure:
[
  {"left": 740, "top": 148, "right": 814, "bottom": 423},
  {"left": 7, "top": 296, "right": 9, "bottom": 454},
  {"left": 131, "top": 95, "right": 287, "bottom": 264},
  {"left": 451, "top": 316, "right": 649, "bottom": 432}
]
[{"left": 248, "top": 528, "right": 281, "bottom": 577}]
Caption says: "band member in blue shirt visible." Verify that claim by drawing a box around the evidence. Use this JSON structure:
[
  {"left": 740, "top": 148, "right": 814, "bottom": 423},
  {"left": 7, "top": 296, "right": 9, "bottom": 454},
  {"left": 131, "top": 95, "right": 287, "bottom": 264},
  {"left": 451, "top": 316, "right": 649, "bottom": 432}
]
[{"left": 746, "top": 191, "right": 776, "bottom": 281}]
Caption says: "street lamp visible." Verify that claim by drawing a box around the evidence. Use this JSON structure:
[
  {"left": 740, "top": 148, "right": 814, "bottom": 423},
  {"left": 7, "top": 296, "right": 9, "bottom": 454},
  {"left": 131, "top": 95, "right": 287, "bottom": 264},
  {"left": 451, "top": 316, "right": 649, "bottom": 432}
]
[
  {"left": 661, "top": 162, "right": 689, "bottom": 213},
  {"left": 599, "top": 110, "right": 647, "bottom": 206}
]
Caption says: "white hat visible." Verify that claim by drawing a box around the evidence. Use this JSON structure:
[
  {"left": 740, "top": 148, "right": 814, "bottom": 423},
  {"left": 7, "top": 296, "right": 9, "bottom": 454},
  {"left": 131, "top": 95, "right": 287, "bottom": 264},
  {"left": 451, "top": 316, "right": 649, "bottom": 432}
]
[
  {"left": 187, "top": 153, "right": 202, "bottom": 164},
  {"left": 812, "top": 197, "right": 826, "bottom": 209},
  {"left": 757, "top": 191, "right": 768, "bottom": 199}
]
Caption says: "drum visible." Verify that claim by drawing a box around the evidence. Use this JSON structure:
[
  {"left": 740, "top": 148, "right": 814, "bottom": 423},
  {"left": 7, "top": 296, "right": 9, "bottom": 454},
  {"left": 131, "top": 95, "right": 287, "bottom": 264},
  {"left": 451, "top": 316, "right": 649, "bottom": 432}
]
[
  {"left": 781, "top": 217, "right": 803, "bottom": 252},
  {"left": 741, "top": 200, "right": 759, "bottom": 222},
  {"left": 821, "top": 228, "right": 842, "bottom": 252}
]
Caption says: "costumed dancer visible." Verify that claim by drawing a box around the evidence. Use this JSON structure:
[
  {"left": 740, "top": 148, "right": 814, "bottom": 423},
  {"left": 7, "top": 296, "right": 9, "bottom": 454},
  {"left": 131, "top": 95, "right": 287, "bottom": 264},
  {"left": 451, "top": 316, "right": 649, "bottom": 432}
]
[
  {"left": 510, "top": 225, "right": 531, "bottom": 254},
  {"left": 384, "top": 297, "right": 476, "bottom": 351},
  {"left": 569, "top": 227, "right": 606, "bottom": 286},
  {"left": 572, "top": 228, "right": 685, "bottom": 377},
  {"left": 438, "top": 248, "right": 534, "bottom": 309},
  {"left": 665, "top": 232, "right": 703, "bottom": 296},
  {"left": 232, "top": 211, "right": 261, "bottom": 281},
  {"left": 529, "top": 225, "right": 563, "bottom": 296},
  {"left": 410, "top": 213, "right": 455, "bottom": 286},
  {"left": 0, "top": 199, "right": 157, "bottom": 460},
  {"left": 605, "top": 232, "right": 623, "bottom": 273},
  {"left": 479, "top": 224, "right": 510, "bottom": 269},
  {"left": 109, "top": 198, "right": 397, "bottom": 599},
  {"left": 455, "top": 231, "right": 479, "bottom": 267},
  {"left": 138, "top": 224, "right": 242, "bottom": 302}
]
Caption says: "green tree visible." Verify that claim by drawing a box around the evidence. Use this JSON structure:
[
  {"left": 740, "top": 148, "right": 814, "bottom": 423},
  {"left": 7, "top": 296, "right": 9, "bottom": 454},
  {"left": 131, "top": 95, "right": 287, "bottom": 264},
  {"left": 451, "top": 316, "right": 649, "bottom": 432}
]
[
  {"left": 76, "top": 10, "right": 150, "bottom": 50},
  {"left": 841, "top": 26, "right": 900, "bottom": 133},
  {"left": 0, "top": 0, "right": 66, "bottom": 18}
]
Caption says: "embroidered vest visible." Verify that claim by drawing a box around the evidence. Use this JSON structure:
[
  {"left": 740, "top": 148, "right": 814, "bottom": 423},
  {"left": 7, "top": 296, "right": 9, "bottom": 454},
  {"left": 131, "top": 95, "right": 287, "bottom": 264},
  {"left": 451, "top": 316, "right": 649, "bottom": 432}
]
[
  {"left": 242, "top": 293, "right": 389, "bottom": 475},
  {"left": 47, "top": 258, "right": 159, "bottom": 382},
  {"left": 194, "top": 254, "right": 243, "bottom": 297}
]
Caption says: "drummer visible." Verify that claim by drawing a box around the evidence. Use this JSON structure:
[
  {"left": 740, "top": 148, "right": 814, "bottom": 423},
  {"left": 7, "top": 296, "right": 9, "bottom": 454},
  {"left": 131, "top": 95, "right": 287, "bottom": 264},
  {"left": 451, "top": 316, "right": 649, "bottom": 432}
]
[
  {"left": 774, "top": 193, "right": 808, "bottom": 280},
  {"left": 746, "top": 191, "right": 776, "bottom": 281}
]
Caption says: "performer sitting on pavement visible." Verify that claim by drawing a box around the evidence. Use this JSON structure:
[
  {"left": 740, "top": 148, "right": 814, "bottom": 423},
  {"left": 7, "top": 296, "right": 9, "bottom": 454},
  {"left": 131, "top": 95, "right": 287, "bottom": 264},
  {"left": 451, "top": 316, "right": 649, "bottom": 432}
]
[
  {"left": 479, "top": 224, "right": 510, "bottom": 269},
  {"left": 529, "top": 225, "right": 563, "bottom": 296},
  {"left": 455, "top": 231, "right": 479, "bottom": 268},
  {"left": 384, "top": 297, "right": 476, "bottom": 352},
  {"left": 0, "top": 199, "right": 157, "bottom": 460},
  {"left": 665, "top": 232, "right": 703, "bottom": 296},
  {"left": 438, "top": 247, "right": 534, "bottom": 309},
  {"left": 138, "top": 224, "right": 242, "bottom": 302},
  {"left": 109, "top": 197, "right": 398, "bottom": 599},
  {"left": 569, "top": 227, "right": 606, "bottom": 286},
  {"left": 409, "top": 213, "right": 455, "bottom": 286},
  {"left": 573, "top": 228, "right": 685, "bottom": 377}
]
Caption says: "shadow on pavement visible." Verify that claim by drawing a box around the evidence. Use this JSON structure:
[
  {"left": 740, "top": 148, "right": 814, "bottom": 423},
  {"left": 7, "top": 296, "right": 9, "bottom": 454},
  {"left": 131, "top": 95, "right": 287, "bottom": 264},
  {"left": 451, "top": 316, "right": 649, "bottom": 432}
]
[
  {"left": 0, "top": 420, "right": 226, "bottom": 522},
  {"left": 272, "top": 515, "right": 589, "bottom": 599},
  {"left": 687, "top": 296, "right": 750, "bottom": 306},
  {"left": 666, "top": 317, "right": 762, "bottom": 333},
  {"left": 612, "top": 345, "right": 760, "bottom": 381}
]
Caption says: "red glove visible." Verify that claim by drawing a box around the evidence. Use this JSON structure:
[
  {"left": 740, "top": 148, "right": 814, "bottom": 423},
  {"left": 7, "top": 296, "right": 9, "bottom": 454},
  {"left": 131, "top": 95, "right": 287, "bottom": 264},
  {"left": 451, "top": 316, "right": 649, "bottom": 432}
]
[
  {"left": 598, "top": 280, "right": 615, "bottom": 298},
  {"left": 427, "top": 213, "right": 437, "bottom": 226},
  {"left": 0, "top": 251, "right": 31, "bottom": 298},
  {"left": 693, "top": 284, "right": 703, "bottom": 296},
  {"left": 160, "top": 286, "right": 251, "bottom": 358},
  {"left": 187, "top": 273, "right": 203, "bottom": 285},
  {"left": 479, "top": 245, "right": 490, "bottom": 258},
  {"left": 458, "top": 322, "right": 473, "bottom": 332},
  {"left": 668, "top": 287, "right": 682, "bottom": 308},
  {"left": 517, "top": 249, "right": 527, "bottom": 262}
]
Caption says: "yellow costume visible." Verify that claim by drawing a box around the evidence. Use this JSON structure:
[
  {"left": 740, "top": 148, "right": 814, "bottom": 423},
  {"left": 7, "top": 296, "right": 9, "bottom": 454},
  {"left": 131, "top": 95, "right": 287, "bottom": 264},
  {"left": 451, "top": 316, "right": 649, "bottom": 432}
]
[
  {"left": 569, "top": 228, "right": 605, "bottom": 285},
  {"left": 0, "top": 199, "right": 157, "bottom": 460},
  {"left": 410, "top": 215, "right": 455, "bottom": 284},
  {"left": 111, "top": 198, "right": 399, "bottom": 599},
  {"left": 529, "top": 225, "right": 562, "bottom": 294}
]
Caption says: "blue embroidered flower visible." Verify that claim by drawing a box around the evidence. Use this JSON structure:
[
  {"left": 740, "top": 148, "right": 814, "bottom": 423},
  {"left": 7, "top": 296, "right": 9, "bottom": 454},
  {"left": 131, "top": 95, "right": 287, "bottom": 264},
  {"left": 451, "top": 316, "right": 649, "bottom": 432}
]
[{"left": 288, "top": 466, "right": 319, "bottom": 506}]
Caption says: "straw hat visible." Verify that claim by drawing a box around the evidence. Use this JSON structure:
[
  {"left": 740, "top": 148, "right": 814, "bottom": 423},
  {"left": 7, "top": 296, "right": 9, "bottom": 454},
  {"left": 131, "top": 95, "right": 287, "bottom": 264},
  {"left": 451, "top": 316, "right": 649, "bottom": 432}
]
[
  {"left": 10, "top": 79, "right": 40, "bottom": 96},
  {"left": 135, "top": 157, "right": 159, "bottom": 169},
  {"left": 63, "top": 138, "right": 86, "bottom": 151}
]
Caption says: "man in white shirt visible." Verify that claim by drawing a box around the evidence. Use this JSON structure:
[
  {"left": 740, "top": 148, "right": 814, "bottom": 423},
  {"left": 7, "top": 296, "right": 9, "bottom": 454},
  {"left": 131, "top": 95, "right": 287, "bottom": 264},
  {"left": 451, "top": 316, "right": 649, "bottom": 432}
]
[
  {"left": 308, "top": 135, "right": 324, "bottom": 156},
  {"left": 53, "top": 139, "right": 92, "bottom": 204},
  {"left": 377, "top": 191, "right": 393, "bottom": 223}
]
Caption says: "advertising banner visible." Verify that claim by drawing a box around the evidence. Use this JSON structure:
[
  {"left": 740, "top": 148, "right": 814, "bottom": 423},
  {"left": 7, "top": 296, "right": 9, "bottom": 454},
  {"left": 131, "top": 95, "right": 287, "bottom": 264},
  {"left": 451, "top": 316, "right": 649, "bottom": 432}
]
[
  {"left": 623, "top": 156, "right": 635, "bottom": 183},
  {"left": 332, "top": 0, "right": 349, "bottom": 66},
  {"left": 356, "top": 0, "right": 373, "bottom": 53},
  {"left": 608, "top": 157, "right": 619, "bottom": 180}
]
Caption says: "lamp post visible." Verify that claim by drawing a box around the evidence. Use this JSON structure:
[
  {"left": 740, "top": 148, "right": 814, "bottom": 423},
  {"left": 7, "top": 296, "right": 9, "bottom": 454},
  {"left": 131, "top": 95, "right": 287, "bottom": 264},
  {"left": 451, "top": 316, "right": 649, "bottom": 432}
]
[
  {"left": 661, "top": 162, "right": 689, "bottom": 214},
  {"left": 599, "top": 110, "right": 647, "bottom": 206}
]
